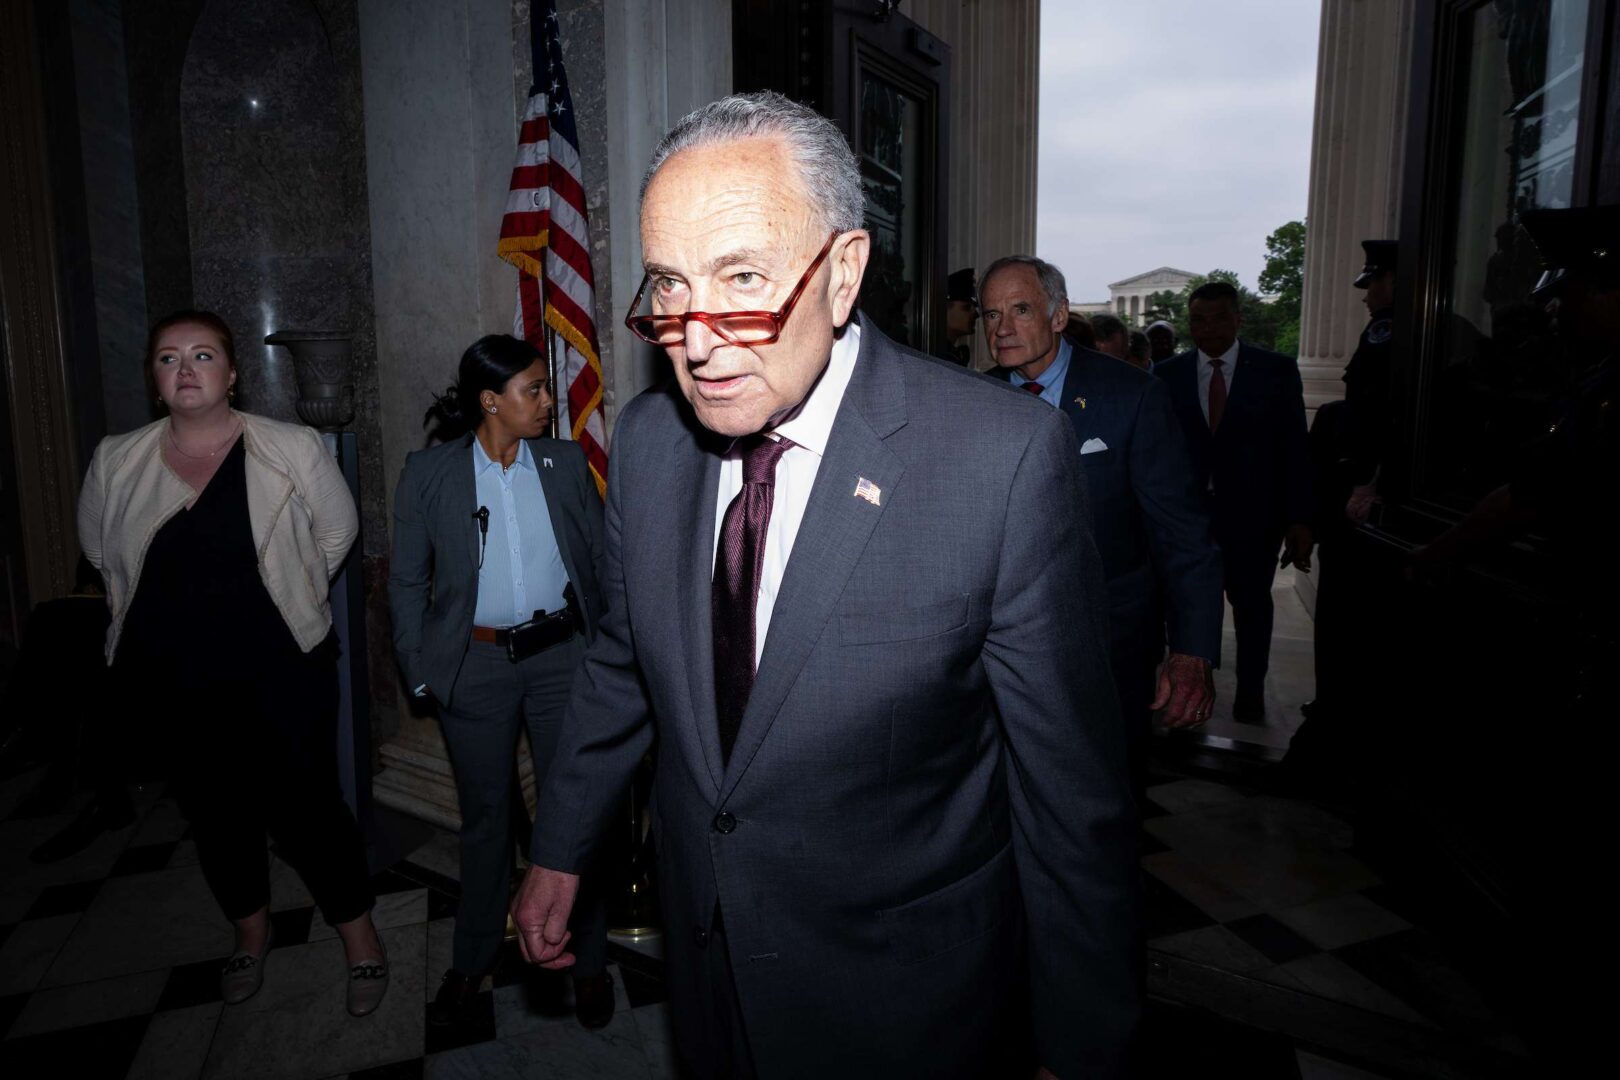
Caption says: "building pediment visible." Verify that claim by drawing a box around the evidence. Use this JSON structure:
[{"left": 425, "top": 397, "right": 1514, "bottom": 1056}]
[{"left": 1107, "top": 267, "right": 1200, "bottom": 290}]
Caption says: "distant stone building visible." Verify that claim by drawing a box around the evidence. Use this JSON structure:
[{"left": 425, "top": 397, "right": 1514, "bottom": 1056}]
[{"left": 1108, "top": 267, "right": 1199, "bottom": 325}]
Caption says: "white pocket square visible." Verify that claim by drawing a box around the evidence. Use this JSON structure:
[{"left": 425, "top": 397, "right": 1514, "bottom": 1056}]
[{"left": 1080, "top": 438, "right": 1109, "bottom": 455}]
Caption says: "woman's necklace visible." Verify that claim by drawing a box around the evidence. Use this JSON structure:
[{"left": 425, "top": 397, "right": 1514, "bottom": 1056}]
[{"left": 168, "top": 419, "right": 241, "bottom": 460}]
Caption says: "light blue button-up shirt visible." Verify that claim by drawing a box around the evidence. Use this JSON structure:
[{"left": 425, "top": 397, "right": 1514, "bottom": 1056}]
[
  {"left": 472, "top": 438, "right": 568, "bottom": 627},
  {"left": 1009, "top": 338, "right": 1072, "bottom": 409}
]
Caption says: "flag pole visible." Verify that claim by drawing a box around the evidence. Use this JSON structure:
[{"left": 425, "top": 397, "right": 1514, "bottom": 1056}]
[{"left": 545, "top": 325, "right": 560, "bottom": 439}]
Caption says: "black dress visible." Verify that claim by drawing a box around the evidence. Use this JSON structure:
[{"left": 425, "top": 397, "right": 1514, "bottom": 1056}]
[{"left": 116, "top": 436, "right": 372, "bottom": 923}]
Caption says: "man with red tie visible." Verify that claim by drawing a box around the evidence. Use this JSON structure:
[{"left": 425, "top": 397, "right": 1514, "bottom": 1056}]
[{"left": 1154, "top": 281, "right": 1313, "bottom": 721}]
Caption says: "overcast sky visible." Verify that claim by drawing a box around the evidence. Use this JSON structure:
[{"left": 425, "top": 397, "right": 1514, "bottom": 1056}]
[{"left": 1037, "top": 0, "right": 1322, "bottom": 301}]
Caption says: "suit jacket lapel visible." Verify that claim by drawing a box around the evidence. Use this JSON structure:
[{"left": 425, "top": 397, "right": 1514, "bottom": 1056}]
[
  {"left": 1173, "top": 354, "right": 1213, "bottom": 456},
  {"left": 672, "top": 428, "right": 726, "bottom": 795},
  {"left": 1059, "top": 348, "right": 1093, "bottom": 438},
  {"left": 454, "top": 435, "right": 481, "bottom": 581},
  {"left": 1220, "top": 342, "right": 1257, "bottom": 433},
  {"left": 529, "top": 440, "right": 585, "bottom": 602},
  {"left": 720, "top": 322, "right": 907, "bottom": 802}
]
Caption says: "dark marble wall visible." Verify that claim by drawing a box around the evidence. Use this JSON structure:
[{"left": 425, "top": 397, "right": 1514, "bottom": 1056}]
[
  {"left": 70, "top": 0, "right": 150, "bottom": 438},
  {"left": 175, "top": 0, "right": 395, "bottom": 728},
  {"left": 123, "top": 0, "right": 206, "bottom": 333},
  {"left": 116, "top": 0, "right": 398, "bottom": 729}
]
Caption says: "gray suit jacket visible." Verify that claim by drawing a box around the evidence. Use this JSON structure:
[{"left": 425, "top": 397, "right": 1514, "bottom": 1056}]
[
  {"left": 388, "top": 434, "right": 604, "bottom": 705},
  {"left": 532, "top": 319, "right": 1139, "bottom": 1078}
]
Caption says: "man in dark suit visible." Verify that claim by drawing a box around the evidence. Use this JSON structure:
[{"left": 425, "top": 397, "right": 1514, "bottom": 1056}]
[
  {"left": 1155, "top": 281, "right": 1313, "bottom": 720},
  {"left": 512, "top": 92, "right": 1137, "bottom": 1078},
  {"left": 388, "top": 334, "right": 612, "bottom": 1028},
  {"left": 980, "top": 255, "right": 1223, "bottom": 791}
]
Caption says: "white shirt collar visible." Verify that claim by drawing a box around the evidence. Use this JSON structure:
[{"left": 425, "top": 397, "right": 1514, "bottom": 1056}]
[
  {"left": 472, "top": 435, "right": 533, "bottom": 474},
  {"left": 1198, "top": 339, "right": 1241, "bottom": 369},
  {"left": 766, "top": 321, "right": 861, "bottom": 459}
]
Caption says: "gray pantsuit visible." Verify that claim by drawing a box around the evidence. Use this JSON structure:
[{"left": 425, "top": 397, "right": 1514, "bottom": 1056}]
[
  {"left": 388, "top": 434, "right": 608, "bottom": 980},
  {"left": 440, "top": 637, "right": 605, "bottom": 976}
]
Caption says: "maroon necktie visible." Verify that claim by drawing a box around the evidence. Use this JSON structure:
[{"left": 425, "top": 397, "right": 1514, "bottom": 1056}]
[
  {"left": 1207, "top": 358, "right": 1228, "bottom": 433},
  {"left": 1021, "top": 381, "right": 1045, "bottom": 395},
  {"left": 713, "top": 435, "right": 794, "bottom": 763}
]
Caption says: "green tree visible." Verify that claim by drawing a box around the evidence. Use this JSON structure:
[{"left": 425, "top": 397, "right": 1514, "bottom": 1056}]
[
  {"left": 1143, "top": 289, "right": 1183, "bottom": 338},
  {"left": 1259, "top": 219, "right": 1306, "bottom": 355}
]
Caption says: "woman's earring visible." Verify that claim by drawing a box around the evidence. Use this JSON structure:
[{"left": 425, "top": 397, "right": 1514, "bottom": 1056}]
[{"left": 488, "top": 406, "right": 498, "bottom": 414}]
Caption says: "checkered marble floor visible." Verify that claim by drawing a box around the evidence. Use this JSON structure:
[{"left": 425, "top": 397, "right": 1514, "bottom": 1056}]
[
  {"left": 0, "top": 775, "right": 678, "bottom": 1080},
  {"left": 1138, "top": 774, "right": 1531, "bottom": 1068},
  {"left": 0, "top": 759, "right": 1519, "bottom": 1079}
]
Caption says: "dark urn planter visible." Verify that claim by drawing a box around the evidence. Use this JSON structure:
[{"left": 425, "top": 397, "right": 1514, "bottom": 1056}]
[{"left": 265, "top": 330, "right": 354, "bottom": 431}]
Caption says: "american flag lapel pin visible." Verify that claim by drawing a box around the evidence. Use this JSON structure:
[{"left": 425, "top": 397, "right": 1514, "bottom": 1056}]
[{"left": 853, "top": 477, "right": 882, "bottom": 506}]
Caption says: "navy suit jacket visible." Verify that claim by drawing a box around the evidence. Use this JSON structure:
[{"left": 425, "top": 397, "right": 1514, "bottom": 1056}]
[
  {"left": 533, "top": 319, "right": 1138, "bottom": 1078},
  {"left": 1154, "top": 343, "right": 1312, "bottom": 548},
  {"left": 992, "top": 348, "right": 1222, "bottom": 660}
]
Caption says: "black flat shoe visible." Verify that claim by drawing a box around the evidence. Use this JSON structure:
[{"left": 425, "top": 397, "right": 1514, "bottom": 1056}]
[
  {"left": 574, "top": 971, "right": 615, "bottom": 1029},
  {"left": 427, "top": 968, "right": 480, "bottom": 1026}
]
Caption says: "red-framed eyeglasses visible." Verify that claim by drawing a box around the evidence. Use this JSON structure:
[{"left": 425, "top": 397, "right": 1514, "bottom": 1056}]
[{"left": 623, "top": 232, "right": 840, "bottom": 347}]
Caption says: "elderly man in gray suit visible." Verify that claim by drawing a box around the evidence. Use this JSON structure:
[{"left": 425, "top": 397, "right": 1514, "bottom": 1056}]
[{"left": 513, "top": 92, "right": 1138, "bottom": 1078}]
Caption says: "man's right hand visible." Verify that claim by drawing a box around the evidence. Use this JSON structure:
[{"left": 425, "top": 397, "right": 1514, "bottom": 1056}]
[{"left": 511, "top": 865, "right": 580, "bottom": 969}]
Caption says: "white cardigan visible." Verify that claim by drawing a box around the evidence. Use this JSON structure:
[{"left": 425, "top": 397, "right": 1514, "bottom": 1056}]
[{"left": 78, "top": 411, "right": 359, "bottom": 663}]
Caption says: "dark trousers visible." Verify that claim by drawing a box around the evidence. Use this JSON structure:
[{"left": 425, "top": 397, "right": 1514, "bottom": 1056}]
[
  {"left": 690, "top": 906, "right": 757, "bottom": 1080},
  {"left": 130, "top": 640, "right": 374, "bottom": 925},
  {"left": 439, "top": 636, "right": 606, "bottom": 977},
  {"left": 1218, "top": 534, "right": 1283, "bottom": 696},
  {"left": 1289, "top": 533, "right": 1378, "bottom": 771}
]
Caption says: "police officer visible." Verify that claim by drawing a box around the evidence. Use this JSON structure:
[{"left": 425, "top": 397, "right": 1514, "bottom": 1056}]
[
  {"left": 1343, "top": 240, "right": 1397, "bottom": 523},
  {"left": 1277, "top": 241, "right": 1397, "bottom": 786}
]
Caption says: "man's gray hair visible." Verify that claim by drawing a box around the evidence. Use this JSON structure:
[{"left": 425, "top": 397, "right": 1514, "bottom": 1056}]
[
  {"left": 982, "top": 255, "right": 1069, "bottom": 318},
  {"left": 641, "top": 91, "right": 865, "bottom": 235}
]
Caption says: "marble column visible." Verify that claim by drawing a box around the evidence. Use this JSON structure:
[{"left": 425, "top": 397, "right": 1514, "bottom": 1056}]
[
  {"left": 599, "top": 0, "right": 732, "bottom": 410},
  {"left": 1296, "top": 0, "right": 1418, "bottom": 413},
  {"left": 1293, "top": 0, "right": 1417, "bottom": 615},
  {"left": 908, "top": 0, "right": 1041, "bottom": 371}
]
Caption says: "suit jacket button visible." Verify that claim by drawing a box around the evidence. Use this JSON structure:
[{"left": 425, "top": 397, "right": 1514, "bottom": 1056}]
[
  {"left": 692, "top": 926, "right": 710, "bottom": 948},
  {"left": 713, "top": 812, "right": 736, "bottom": 834}
]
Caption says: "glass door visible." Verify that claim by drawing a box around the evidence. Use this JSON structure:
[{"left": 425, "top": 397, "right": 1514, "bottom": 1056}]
[
  {"left": 831, "top": 11, "right": 949, "bottom": 355},
  {"left": 1408, "top": 0, "right": 1593, "bottom": 513}
]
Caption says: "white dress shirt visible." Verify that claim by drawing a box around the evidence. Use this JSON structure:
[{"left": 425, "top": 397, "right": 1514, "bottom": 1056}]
[
  {"left": 712, "top": 321, "right": 861, "bottom": 666},
  {"left": 1197, "top": 339, "right": 1241, "bottom": 424}
]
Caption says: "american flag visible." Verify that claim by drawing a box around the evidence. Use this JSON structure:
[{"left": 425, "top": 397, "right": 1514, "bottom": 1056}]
[{"left": 498, "top": 0, "right": 608, "bottom": 494}]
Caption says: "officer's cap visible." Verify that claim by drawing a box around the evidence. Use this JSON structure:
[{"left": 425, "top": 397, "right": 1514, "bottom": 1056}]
[
  {"left": 1524, "top": 206, "right": 1620, "bottom": 298},
  {"left": 1352, "top": 240, "right": 1398, "bottom": 288},
  {"left": 947, "top": 268, "right": 977, "bottom": 304}
]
